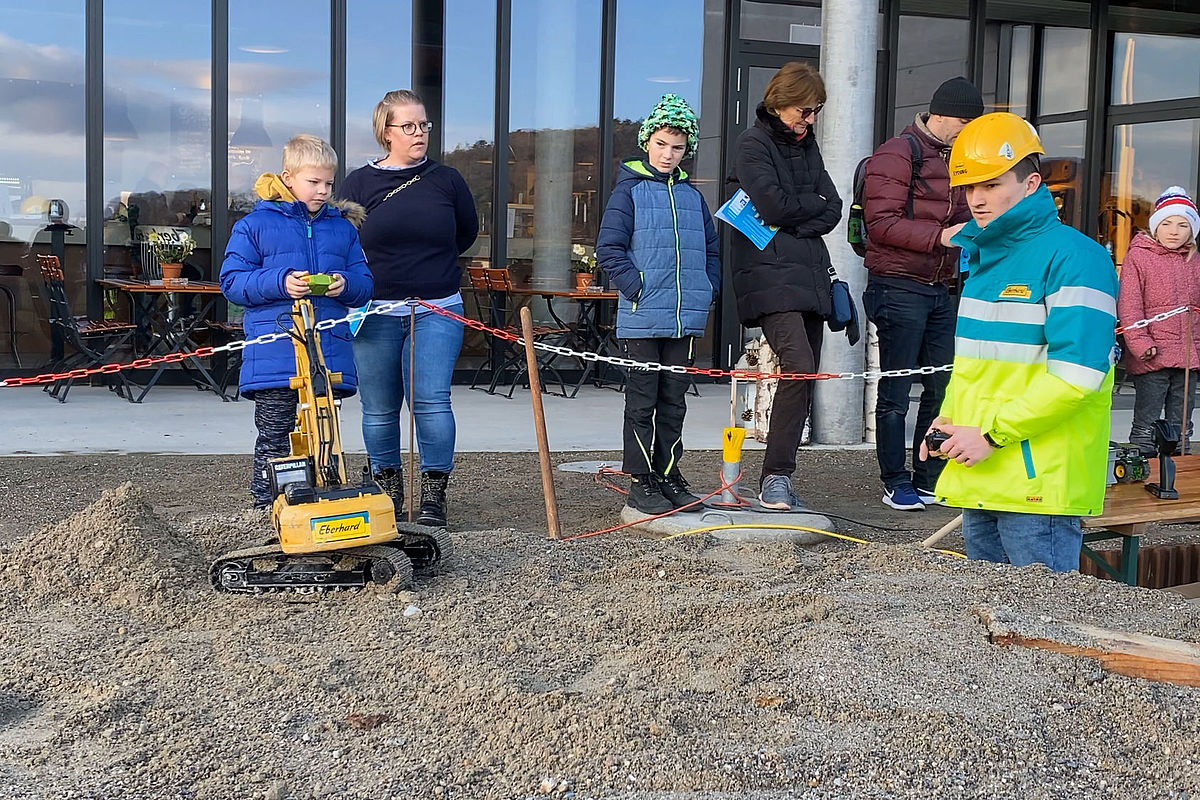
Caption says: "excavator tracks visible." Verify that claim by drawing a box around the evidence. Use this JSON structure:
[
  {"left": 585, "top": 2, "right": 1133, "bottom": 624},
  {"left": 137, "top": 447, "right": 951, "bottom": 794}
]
[{"left": 210, "top": 542, "right": 414, "bottom": 595}]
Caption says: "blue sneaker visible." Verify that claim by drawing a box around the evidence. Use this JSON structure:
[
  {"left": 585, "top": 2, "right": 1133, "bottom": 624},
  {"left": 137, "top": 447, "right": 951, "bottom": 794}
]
[
  {"left": 758, "top": 474, "right": 809, "bottom": 511},
  {"left": 914, "top": 487, "right": 941, "bottom": 506},
  {"left": 883, "top": 483, "right": 925, "bottom": 511}
]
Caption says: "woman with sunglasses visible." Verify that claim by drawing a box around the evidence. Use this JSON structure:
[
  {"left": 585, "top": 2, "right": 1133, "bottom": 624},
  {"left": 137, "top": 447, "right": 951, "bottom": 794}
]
[
  {"left": 338, "top": 89, "right": 478, "bottom": 529},
  {"left": 727, "top": 61, "right": 842, "bottom": 511}
]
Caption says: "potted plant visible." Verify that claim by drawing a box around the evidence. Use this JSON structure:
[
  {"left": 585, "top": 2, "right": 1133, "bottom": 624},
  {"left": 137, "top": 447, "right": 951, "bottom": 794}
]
[
  {"left": 148, "top": 230, "right": 196, "bottom": 282},
  {"left": 571, "top": 243, "right": 600, "bottom": 291}
]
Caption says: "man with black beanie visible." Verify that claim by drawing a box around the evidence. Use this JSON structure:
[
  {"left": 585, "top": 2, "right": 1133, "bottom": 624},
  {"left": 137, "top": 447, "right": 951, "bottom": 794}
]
[{"left": 860, "top": 76, "right": 986, "bottom": 511}]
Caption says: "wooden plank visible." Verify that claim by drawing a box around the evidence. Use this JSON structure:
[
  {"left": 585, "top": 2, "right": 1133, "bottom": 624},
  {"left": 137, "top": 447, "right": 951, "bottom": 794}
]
[
  {"left": 1085, "top": 455, "right": 1200, "bottom": 529},
  {"left": 979, "top": 608, "right": 1200, "bottom": 688}
]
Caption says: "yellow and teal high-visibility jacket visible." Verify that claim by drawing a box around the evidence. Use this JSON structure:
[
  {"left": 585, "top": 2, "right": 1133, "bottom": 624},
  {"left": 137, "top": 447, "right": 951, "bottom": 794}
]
[{"left": 935, "top": 185, "right": 1118, "bottom": 516}]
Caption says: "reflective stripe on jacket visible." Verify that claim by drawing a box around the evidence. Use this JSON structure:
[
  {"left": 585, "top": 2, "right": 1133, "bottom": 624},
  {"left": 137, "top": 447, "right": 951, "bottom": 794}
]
[{"left": 935, "top": 185, "right": 1118, "bottom": 516}]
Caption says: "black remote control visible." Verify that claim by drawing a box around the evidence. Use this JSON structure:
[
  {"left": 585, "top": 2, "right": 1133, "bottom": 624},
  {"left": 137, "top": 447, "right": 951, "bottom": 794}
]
[{"left": 925, "top": 428, "right": 951, "bottom": 456}]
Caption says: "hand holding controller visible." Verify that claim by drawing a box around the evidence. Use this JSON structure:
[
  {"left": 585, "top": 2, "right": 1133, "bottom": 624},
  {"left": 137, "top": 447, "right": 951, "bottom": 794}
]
[{"left": 924, "top": 428, "right": 951, "bottom": 458}]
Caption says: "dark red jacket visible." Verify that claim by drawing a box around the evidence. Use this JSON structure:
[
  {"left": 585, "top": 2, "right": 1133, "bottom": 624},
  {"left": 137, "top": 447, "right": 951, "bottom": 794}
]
[{"left": 862, "top": 116, "right": 970, "bottom": 286}]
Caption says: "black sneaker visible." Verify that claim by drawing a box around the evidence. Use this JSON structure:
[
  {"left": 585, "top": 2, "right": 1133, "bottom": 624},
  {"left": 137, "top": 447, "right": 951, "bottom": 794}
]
[
  {"left": 373, "top": 467, "right": 404, "bottom": 516},
  {"left": 627, "top": 474, "right": 674, "bottom": 515},
  {"left": 418, "top": 470, "right": 449, "bottom": 528},
  {"left": 657, "top": 472, "right": 702, "bottom": 510}
]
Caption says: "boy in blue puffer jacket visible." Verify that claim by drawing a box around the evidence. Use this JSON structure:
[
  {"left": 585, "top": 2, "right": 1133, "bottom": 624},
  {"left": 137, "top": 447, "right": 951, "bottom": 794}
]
[
  {"left": 597, "top": 94, "right": 721, "bottom": 514},
  {"left": 220, "top": 134, "right": 374, "bottom": 508}
]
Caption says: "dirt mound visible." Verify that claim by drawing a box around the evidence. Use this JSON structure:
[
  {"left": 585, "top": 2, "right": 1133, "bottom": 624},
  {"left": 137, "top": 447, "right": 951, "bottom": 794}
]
[{"left": 1, "top": 482, "right": 206, "bottom": 607}]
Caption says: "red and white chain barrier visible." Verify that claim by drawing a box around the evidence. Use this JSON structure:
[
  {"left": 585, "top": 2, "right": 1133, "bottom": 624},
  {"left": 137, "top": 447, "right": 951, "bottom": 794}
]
[{"left": 2, "top": 301, "right": 1193, "bottom": 390}]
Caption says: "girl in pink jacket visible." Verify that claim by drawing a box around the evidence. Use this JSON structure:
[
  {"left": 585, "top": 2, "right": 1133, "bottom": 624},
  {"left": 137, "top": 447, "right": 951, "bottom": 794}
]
[{"left": 1117, "top": 186, "right": 1200, "bottom": 454}]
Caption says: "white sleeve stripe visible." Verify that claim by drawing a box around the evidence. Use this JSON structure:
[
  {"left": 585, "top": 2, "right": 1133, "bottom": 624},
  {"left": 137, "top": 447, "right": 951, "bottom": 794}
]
[
  {"left": 1044, "top": 286, "right": 1117, "bottom": 318},
  {"left": 1047, "top": 359, "right": 1107, "bottom": 391},
  {"left": 959, "top": 296, "right": 1047, "bottom": 325}
]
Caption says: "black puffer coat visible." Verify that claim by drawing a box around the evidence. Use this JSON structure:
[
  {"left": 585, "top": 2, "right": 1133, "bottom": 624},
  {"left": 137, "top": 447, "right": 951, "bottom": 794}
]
[{"left": 727, "top": 104, "right": 842, "bottom": 326}]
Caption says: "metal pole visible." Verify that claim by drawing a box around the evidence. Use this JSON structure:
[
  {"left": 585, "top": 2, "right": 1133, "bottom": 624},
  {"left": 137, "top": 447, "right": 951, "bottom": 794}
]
[
  {"left": 520, "top": 306, "right": 561, "bottom": 539},
  {"left": 1185, "top": 308, "right": 1194, "bottom": 451},
  {"left": 407, "top": 308, "right": 417, "bottom": 524},
  {"left": 813, "top": 0, "right": 878, "bottom": 444}
]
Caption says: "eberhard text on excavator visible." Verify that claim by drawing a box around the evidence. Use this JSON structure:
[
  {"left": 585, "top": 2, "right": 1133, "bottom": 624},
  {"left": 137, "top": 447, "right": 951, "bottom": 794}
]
[{"left": 211, "top": 298, "right": 451, "bottom": 593}]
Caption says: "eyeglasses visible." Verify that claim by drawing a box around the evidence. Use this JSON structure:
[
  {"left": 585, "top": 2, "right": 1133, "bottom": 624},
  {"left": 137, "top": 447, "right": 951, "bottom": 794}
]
[
  {"left": 798, "top": 104, "right": 824, "bottom": 119},
  {"left": 387, "top": 121, "right": 434, "bottom": 135}
]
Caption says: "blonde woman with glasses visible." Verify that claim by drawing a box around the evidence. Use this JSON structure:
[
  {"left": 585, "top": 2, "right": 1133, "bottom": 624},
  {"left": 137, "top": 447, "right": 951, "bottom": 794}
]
[{"left": 337, "top": 89, "right": 479, "bottom": 529}]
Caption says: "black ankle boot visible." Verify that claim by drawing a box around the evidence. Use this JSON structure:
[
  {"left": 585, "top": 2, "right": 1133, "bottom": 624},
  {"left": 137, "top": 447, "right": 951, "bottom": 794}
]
[
  {"left": 418, "top": 470, "right": 450, "bottom": 528},
  {"left": 373, "top": 467, "right": 404, "bottom": 515},
  {"left": 627, "top": 474, "right": 674, "bottom": 515},
  {"left": 658, "top": 472, "right": 702, "bottom": 510}
]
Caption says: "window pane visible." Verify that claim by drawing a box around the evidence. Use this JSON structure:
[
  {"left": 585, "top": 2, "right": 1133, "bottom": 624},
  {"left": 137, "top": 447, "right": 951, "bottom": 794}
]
[
  {"left": 1007, "top": 24, "right": 1031, "bottom": 118},
  {"left": 0, "top": 1, "right": 85, "bottom": 365},
  {"left": 1037, "top": 119, "right": 1086, "bottom": 230},
  {"left": 347, "top": 1, "right": 412, "bottom": 170},
  {"left": 1111, "top": 32, "right": 1200, "bottom": 105},
  {"left": 442, "top": 0, "right": 495, "bottom": 362},
  {"left": 105, "top": 1, "right": 212, "bottom": 281},
  {"left": 508, "top": 0, "right": 601, "bottom": 288},
  {"left": 893, "top": 15, "right": 970, "bottom": 135},
  {"left": 740, "top": 0, "right": 821, "bottom": 45},
  {"left": 228, "top": 0, "right": 330, "bottom": 222},
  {"left": 1038, "top": 27, "right": 1090, "bottom": 115},
  {"left": 1103, "top": 119, "right": 1200, "bottom": 265}
]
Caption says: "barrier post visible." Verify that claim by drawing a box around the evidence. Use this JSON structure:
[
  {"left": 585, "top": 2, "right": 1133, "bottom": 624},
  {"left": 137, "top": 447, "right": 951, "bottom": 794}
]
[{"left": 520, "top": 306, "right": 562, "bottom": 539}]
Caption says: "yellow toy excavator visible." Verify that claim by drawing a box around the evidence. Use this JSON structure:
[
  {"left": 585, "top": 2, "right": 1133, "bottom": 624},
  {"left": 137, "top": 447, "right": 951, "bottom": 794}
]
[{"left": 210, "top": 299, "right": 451, "bottom": 593}]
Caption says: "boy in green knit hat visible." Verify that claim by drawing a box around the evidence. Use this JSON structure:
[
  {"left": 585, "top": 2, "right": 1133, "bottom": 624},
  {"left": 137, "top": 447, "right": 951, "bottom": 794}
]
[{"left": 596, "top": 93, "right": 722, "bottom": 515}]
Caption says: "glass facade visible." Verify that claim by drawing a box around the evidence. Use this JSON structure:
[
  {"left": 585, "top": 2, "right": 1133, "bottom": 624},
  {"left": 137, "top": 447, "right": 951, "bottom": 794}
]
[
  {"left": 2, "top": 0, "right": 1200, "bottom": 374},
  {"left": 104, "top": 2, "right": 212, "bottom": 282}
]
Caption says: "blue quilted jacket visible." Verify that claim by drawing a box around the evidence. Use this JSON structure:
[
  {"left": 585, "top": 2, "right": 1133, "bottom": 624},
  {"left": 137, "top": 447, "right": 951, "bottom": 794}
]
[
  {"left": 596, "top": 159, "right": 720, "bottom": 338},
  {"left": 220, "top": 199, "right": 373, "bottom": 398}
]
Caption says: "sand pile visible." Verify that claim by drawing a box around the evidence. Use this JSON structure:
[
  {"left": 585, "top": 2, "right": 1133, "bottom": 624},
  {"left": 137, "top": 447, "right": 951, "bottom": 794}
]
[
  {"left": 0, "top": 461, "right": 1198, "bottom": 798},
  {"left": 0, "top": 482, "right": 206, "bottom": 607}
]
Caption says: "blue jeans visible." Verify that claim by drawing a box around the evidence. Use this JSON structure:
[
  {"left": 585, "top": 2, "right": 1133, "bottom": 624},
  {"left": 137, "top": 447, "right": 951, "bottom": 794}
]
[
  {"left": 961, "top": 508, "right": 1082, "bottom": 572},
  {"left": 353, "top": 307, "right": 464, "bottom": 473},
  {"left": 862, "top": 280, "right": 956, "bottom": 491}
]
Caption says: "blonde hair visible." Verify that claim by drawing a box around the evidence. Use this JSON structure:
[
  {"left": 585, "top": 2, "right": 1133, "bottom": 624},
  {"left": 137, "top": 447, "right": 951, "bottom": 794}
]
[
  {"left": 281, "top": 134, "right": 337, "bottom": 173},
  {"left": 372, "top": 89, "right": 425, "bottom": 150}
]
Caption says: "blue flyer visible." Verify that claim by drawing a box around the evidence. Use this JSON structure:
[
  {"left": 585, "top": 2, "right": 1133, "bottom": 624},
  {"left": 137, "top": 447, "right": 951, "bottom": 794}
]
[{"left": 714, "top": 189, "right": 779, "bottom": 251}]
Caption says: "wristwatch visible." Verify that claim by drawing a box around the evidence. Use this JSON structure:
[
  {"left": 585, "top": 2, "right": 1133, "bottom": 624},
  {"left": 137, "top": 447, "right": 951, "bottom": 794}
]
[{"left": 983, "top": 431, "right": 1004, "bottom": 448}]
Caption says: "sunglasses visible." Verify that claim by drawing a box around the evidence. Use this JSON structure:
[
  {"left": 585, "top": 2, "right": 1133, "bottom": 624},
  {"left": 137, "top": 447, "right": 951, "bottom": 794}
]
[{"left": 798, "top": 104, "right": 824, "bottom": 119}]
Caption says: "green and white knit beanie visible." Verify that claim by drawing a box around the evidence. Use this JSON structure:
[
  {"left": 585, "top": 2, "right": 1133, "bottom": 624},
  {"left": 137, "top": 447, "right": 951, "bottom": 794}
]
[{"left": 638, "top": 94, "right": 699, "bottom": 158}]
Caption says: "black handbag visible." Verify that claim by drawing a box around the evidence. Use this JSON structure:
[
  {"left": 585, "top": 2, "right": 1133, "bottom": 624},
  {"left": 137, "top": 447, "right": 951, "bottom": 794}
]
[{"left": 826, "top": 266, "right": 861, "bottom": 346}]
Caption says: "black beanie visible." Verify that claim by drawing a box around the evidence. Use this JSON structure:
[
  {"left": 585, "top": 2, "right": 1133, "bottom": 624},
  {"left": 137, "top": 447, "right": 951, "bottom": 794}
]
[{"left": 929, "top": 76, "right": 984, "bottom": 119}]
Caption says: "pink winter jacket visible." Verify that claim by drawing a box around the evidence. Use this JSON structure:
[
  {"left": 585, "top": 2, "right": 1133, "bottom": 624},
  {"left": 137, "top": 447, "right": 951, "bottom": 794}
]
[{"left": 1117, "top": 231, "right": 1200, "bottom": 376}]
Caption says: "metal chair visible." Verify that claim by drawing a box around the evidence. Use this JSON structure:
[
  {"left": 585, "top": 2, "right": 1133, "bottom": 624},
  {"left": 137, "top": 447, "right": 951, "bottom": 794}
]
[
  {"left": 36, "top": 254, "right": 139, "bottom": 402},
  {"left": 466, "top": 266, "right": 569, "bottom": 398}
]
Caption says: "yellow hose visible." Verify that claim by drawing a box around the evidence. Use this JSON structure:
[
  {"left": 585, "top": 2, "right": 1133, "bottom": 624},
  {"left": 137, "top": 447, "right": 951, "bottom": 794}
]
[{"left": 661, "top": 522, "right": 966, "bottom": 559}]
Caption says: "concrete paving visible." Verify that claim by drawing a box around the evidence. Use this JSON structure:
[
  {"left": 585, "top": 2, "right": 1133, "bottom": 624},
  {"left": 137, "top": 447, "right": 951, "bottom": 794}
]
[{"left": 1, "top": 381, "right": 1137, "bottom": 457}]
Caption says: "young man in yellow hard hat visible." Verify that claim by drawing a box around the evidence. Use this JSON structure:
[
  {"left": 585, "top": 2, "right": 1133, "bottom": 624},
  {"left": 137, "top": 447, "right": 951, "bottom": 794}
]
[{"left": 920, "top": 112, "right": 1118, "bottom": 572}]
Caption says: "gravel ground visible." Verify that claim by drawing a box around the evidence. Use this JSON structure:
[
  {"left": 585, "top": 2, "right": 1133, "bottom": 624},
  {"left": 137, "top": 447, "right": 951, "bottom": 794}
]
[{"left": 0, "top": 450, "right": 1198, "bottom": 799}]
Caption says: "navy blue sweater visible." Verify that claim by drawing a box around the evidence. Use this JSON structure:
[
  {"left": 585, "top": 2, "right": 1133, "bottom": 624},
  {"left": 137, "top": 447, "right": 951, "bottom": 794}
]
[{"left": 337, "top": 159, "right": 479, "bottom": 300}]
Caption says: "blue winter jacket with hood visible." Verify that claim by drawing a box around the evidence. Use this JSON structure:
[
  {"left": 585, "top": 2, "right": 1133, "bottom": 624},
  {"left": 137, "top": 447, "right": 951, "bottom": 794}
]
[
  {"left": 220, "top": 184, "right": 373, "bottom": 399},
  {"left": 596, "top": 158, "right": 721, "bottom": 338}
]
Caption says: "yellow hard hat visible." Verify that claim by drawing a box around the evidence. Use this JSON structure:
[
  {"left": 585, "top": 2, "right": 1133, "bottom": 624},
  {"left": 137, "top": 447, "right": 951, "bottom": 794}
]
[{"left": 949, "top": 112, "right": 1045, "bottom": 187}]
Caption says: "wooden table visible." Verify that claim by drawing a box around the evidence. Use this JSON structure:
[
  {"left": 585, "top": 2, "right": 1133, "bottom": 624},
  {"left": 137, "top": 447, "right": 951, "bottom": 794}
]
[
  {"left": 510, "top": 286, "right": 621, "bottom": 396},
  {"left": 97, "top": 278, "right": 229, "bottom": 401},
  {"left": 1082, "top": 454, "right": 1200, "bottom": 584}
]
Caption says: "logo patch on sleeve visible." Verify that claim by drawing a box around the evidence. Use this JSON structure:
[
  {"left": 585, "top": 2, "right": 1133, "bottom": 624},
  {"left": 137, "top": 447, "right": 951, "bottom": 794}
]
[{"left": 1000, "top": 284, "right": 1032, "bottom": 299}]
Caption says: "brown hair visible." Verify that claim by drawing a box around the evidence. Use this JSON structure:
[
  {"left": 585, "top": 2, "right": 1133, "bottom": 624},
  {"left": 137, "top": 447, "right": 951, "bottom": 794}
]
[
  {"left": 1011, "top": 154, "right": 1041, "bottom": 182},
  {"left": 762, "top": 62, "right": 826, "bottom": 115},
  {"left": 372, "top": 89, "right": 425, "bottom": 150}
]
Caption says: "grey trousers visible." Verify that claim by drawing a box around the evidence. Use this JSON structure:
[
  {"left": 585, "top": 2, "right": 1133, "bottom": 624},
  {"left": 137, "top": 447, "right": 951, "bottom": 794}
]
[{"left": 1130, "top": 368, "right": 1196, "bottom": 452}]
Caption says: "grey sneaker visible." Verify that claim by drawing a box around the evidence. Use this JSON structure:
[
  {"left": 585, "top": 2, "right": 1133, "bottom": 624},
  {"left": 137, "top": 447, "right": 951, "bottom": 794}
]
[{"left": 758, "top": 474, "right": 808, "bottom": 511}]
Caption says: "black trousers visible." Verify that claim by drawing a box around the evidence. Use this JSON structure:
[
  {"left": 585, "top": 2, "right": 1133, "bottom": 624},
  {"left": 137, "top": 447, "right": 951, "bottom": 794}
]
[
  {"left": 759, "top": 310, "right": 825, "bottom": 482},
  {"left": 251, "top": 387, "right": 298, "bottom": 505},
  {"left": 620, "top": 337, "right": 695, "bottom": 477}
]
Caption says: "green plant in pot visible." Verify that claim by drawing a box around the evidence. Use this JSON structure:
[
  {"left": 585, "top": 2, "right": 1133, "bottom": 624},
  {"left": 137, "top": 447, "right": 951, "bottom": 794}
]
[
  {"left": 571, "top": 243, "right": 600, "bottom": 291},
  {"left": 148, "top": 230, "right": 196, "bottom": 282}
]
